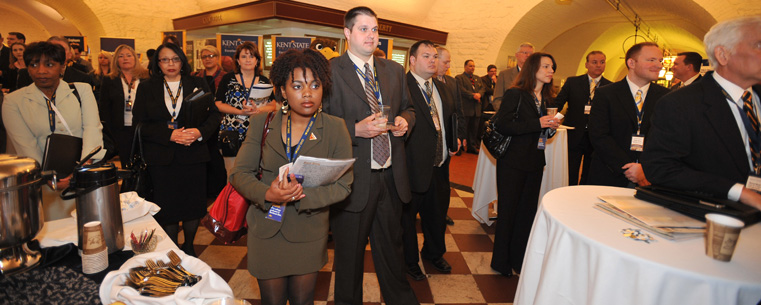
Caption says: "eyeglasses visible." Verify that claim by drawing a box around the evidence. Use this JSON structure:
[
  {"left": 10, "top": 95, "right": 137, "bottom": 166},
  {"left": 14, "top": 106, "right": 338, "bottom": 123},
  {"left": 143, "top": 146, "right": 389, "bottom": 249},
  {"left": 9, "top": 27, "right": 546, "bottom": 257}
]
[
  {"left": 159, "top": 57, "right": 182, "bottom": 64},
  {"left": 201, "top": 54, "right": 217, "bottom": 59}
]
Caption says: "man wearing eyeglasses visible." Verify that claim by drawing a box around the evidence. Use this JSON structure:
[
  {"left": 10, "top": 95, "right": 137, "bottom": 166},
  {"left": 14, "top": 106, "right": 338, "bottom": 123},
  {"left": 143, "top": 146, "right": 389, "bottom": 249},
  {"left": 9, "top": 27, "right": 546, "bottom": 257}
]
[
  {"left": 493, "top": 42, "right": 534, "bottom": 111},
  {"left": 587, "top": 42, "right": 669, "bottom": 188}
]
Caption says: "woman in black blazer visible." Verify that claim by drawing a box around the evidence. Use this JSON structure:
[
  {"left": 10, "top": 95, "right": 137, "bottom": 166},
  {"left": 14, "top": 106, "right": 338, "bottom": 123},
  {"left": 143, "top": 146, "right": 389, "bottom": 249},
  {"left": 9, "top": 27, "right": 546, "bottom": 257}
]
[
  {"left": 132, "top": 42, "right": 221, "bottom": 255},
  {"left": 490, "top": 53, "right": 559, "bottom": 276},
  {"left": 98, "top": 44, "right": 150, "bottom": 166}
]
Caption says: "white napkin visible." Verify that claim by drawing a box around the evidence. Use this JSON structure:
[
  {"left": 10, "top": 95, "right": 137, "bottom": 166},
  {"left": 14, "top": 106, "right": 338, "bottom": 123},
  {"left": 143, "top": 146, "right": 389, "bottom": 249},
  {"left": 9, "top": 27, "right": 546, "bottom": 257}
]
[
  {"left": 100, "top": 250, "right": 234, "bottom": 305},
  {"left": 71, "top": 192, "right": 160, "bottom": 223}
]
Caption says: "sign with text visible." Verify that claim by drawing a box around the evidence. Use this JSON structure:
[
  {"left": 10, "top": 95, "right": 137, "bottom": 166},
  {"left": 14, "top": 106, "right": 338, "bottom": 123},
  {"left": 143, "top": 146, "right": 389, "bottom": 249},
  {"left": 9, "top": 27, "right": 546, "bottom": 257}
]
[
  {"left": 100, "top": 37, "right": 135, "bottom": 52},
  {"left": 65, "top": 36, "right": 87, "bottom": 54},
  {"left": 216, "top": 34, "right": 262, "bottom": 58},
  {"left": 377, "top": 38, "right": 393, "bottom": 60},
  {"left": 272, "top": 36, "right": 314, "bottom": 61}
]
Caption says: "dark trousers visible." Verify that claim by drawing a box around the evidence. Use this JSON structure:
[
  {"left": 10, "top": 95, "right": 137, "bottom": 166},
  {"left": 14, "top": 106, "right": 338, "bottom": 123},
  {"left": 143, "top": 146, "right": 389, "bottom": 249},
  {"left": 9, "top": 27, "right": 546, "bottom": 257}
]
[
  {"left": 567, "top": 130, "right": 593, "bottom": 185},
  {"left": 402, "top": 164, "right": 450, "bottom": 265},
  {"left": 491, "top": 162, "right": 543, "bottom": 274},
  {"left": 330, "top": 169, "right": 419, "bottom": 305},
  {"left": 465, "top": 115, "right": 481, "bottom": 151}
]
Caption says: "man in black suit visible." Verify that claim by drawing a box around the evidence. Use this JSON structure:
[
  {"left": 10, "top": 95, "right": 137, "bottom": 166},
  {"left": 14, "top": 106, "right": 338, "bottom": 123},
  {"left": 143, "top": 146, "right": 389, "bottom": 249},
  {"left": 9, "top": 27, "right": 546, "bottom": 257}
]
[
  {"left": 670, "top": 51, "right": 703, "bottom": 90},
  {"left": 16, "top": 36, "right": 95, "bottom": 90},
  {"left": 323, "top": 6, "right": 419, "bottom": 305},
  {"left": 402, "top": 40, "right": 462, "bottom": 281},
  {"left": 456, "top": 59, "right": 485, "bottom": 153},
  {"left": 494, "top": 42, "right": 534, "bottom": 111},
  {"left": 554, "top": 51, "right": 611, "bottom": 185},
  {"left": 479, "top": 64, "right": 497, "bottom": 140},
  {"left": 588, "top": 42, "right": 669, "bottom": 187},
  {"left": 642, "top": 16, "right": 761, "bottom": 211},
  {"left": 434, "top": 46, "right": 465, "bottom": 157},
  {"left": 0, "top": 34, "right": 10, "bottom": 83}
]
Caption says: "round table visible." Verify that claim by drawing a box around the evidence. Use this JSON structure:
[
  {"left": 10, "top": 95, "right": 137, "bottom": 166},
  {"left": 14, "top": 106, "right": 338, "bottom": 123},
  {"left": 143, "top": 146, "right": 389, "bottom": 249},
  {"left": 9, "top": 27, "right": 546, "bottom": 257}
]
[{"left": 515, "top": 185, "right": 761, "bottom": 305}]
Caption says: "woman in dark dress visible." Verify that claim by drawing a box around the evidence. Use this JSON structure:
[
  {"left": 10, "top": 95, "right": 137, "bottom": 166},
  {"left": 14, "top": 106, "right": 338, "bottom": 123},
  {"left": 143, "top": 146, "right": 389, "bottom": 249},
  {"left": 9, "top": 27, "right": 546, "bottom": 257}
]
[
  {"left": 98, "top": 44, "right": 149, "bottom": 166},
  {"left": 132, "top": 42, "right": 221, "bottom": 255},
  {"left": 2, "top": 42, "right": 25, "bottom": 93},
  {"left": 490, "top": 52, "right": 559, "bottom": 276}
]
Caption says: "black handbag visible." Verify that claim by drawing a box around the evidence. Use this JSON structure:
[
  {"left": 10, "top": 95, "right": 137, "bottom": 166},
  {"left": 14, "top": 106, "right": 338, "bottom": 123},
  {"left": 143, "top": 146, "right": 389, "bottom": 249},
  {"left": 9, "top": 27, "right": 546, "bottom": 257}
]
[
  {"left": 120, "top": 123, "right": 153, "bottom": 200},
  {"left": 219, "top": 130, "right": 240, "bottom": 157},
  {"left": 482, "top": 95, "right": 521, "bottom": 158}
]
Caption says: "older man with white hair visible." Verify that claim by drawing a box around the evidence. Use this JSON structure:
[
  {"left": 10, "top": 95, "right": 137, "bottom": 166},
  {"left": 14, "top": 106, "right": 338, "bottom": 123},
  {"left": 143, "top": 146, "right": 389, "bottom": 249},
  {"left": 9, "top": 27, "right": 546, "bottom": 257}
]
[{"left": 642, "top": 15, "right": 761, "bottom": 211}]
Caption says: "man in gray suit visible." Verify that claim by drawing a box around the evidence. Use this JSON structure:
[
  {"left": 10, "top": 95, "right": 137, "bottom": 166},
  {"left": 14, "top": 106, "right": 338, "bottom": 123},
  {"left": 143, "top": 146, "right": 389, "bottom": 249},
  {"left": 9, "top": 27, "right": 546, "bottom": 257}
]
[
  {"left": 494, "top": 42, "right": 534, "bottom": 111},
  {"left": 323, "top": 6, "right": 419, "bottom": 305}
]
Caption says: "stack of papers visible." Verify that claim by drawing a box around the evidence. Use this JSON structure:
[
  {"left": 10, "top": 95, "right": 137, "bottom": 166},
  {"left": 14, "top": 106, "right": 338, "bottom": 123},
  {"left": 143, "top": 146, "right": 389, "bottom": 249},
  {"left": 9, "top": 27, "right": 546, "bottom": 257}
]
[{"left": 596, "top": 195, "right": 705, "bottom": 241}]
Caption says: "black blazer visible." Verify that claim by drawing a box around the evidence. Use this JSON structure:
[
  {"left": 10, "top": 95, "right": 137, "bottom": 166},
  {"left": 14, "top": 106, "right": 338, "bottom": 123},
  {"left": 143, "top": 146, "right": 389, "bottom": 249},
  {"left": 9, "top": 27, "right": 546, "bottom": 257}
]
[
  {"left": 481, "top": 74, "right": 495, "bottom": 111},
  {"left": 587, "top": 78, "right": 669, "bottom": 186},
  {"left": 643, "top": 72, "right": 760, "bottom": 198},
  {"left": 669, "top": 74, "right": 703, "bottom": 91},
  {"left": 456, "top": 72, "right": 485, "bottom": 117},
  {"left": 131, "top": 75, "right": 220, "bottom": 166},
  {"left": 554, "top": 74, "right": 612, "bottom": 129},
  {"left": 494, "top": 88, "right": 548, "bottom": 171},
  {"left": 98, "top": 75, "right": 149, "bottom": 134},
  {"left": 323, "top": 52, "right": 415, "bottom": 211},
  {"left": 17, "top": 67, "right": 96, "bottom": 89},
  {"left": 405, "top": 72, "right": 462, "bottom": 193},
  {"left": 439, "top": 75, "right": 466, "bottom": 139}
]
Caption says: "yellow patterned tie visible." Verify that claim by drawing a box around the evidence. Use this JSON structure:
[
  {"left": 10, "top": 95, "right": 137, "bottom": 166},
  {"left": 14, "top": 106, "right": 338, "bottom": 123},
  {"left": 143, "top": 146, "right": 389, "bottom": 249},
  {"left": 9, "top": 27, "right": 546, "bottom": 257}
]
[
  {"left": 635, "top": 89, "right": 643, "bottom": 112},
  {"left": 589, "top": 79, "right": 598, "bottom": 101}
]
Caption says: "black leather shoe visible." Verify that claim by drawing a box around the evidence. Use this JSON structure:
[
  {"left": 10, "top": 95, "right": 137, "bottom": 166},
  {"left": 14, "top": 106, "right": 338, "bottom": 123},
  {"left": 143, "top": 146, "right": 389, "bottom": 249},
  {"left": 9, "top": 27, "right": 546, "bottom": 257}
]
[
  {"left": 445, "top": 215, "right": 454, "bottom": 226},
  {"left": 425, "top": 257, "right": 452, "bottom": 273},
  {"left": 407, "top": 263, "right": 426, "bottom": 281}
]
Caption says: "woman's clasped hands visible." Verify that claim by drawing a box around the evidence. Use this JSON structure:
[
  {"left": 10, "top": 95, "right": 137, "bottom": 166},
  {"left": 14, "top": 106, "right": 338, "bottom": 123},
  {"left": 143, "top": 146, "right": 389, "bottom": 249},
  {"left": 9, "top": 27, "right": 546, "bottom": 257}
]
[{"left": 170, "top": 127, "right": 202, "bottom": 146}]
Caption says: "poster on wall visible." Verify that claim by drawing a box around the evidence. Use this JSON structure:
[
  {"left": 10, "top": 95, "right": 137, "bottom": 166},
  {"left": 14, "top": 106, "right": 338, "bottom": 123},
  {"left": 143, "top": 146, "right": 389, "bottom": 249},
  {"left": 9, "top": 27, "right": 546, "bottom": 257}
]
[
  {"left": 377, "top": 38, "right": 393, "bottom": 59},
  {"left": 272, "top": 36, "right": 314, "bottom": 61},
  {"left": 65, "top": 36, "right": 87, "bottom": 55},
  {"left": 100, "top": 37, "right": 135, "bottom": 52},
  {"left": 216, "top": 34, "right": 262, "bottom": 58},
  {"left": 161, "top": 31, "right": 186, "bottom": 50}
]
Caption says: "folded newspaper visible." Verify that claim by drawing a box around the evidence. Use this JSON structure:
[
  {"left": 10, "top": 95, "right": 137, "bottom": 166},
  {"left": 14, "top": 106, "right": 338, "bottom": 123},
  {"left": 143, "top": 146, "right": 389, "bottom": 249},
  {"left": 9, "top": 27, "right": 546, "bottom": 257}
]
[
  {"left": 596, "top": 195, "right": 705, "bottom": 241},
  {"left": 280, "top": 156, "right": 355, "bottom": 188}
]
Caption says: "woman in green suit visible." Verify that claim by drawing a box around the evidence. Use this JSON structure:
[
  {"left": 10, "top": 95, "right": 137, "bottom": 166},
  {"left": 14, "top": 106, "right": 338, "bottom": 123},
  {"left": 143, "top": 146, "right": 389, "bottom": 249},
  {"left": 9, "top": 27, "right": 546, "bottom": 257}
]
[{"left": 229, "top": 49, "right": 353, "bottom": 305}]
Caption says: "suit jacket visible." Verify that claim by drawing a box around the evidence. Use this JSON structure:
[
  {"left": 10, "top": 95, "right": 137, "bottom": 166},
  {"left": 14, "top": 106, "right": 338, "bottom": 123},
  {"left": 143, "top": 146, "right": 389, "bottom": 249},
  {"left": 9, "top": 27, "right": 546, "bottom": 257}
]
[
  {"left": 17, "top": 67, "right": 96, "bottom": 90},
  {"left": 455, "top": 72, "right": 485, "bottom": 117},
  {"left": 554, "top": 74, "right": 612, "bottom": 146},
  {"left": 669, "top": 74, "right": 703, "bottom": 91},
  {"left": 98, "top": 75, "right": 149, "bottom": 134},
  {"left": 494, "top": 88, "right": 548, "bottom": 171},
  {"left": 493, "top": 66, "right": 520, "bottom": 111},
  {"left": 131, "top": 75, "right": 220, "bottom": 166},
  {"left": 642, "top": 72, "right": 760, "bottom": 198},
  {"left": 230, "top": 111, "right": 353, "bottom": 242},
  {"left": 323, "top": 52, "right": 415, "bottom": 211},
  {"left": 0, "top": 45, "right": 10, "bottom": 84},
  {"left": 481, "top": 75, "right": 495, "bottom": 111},
  {"left": 438, "top": 75, "right": 466, "bottom": 139},
  {"left": 587, "top": 78, "right": 669, "bottom": 186},
  {"left": 405, "top": 72, "right": 461, "bottom": 193}
]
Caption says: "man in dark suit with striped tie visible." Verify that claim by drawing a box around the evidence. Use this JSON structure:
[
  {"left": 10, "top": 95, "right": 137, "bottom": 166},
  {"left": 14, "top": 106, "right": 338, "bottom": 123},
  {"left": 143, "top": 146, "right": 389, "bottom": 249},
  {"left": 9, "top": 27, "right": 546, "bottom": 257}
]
[{"left": 643, "top": 16, "right": 761, "bottom": 211}]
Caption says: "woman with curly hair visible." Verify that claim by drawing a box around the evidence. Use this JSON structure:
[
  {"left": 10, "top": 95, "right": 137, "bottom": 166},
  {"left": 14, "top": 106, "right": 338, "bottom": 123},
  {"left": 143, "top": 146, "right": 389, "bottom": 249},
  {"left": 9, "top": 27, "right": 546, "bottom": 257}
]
[{"left": 230, "top": 48, "right": 353, "bottom": 305}]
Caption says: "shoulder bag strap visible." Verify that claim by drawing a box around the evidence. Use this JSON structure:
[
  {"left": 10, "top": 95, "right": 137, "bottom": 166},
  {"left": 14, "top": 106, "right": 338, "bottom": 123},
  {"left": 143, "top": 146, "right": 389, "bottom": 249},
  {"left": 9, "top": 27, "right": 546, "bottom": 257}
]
[{"left": 256, "top": 111, "right": 276, "bottom": 179}]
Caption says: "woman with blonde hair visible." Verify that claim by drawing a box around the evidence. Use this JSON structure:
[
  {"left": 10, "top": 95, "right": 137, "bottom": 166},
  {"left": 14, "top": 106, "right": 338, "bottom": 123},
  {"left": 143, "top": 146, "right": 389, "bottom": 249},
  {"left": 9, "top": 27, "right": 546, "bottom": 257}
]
[
  {"left": 92, "top": 50, "right": 112, "bottom": 93},
  {"left": 193, "top": 45, "right": 225, "bottom": 93},
  {"left": 98, "top": 44, "right": 150, "bottom": 166}
]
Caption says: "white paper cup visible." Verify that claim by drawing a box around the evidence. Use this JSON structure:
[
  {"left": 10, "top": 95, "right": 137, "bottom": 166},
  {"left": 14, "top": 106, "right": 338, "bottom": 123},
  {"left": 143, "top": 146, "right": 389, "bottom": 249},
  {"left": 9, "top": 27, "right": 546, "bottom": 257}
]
[
  {"left": 546, "top": 107, "right": 558, "bottom": 117},
  {"left": 704, "top": 213, "right": 744, "bottom": 262}
]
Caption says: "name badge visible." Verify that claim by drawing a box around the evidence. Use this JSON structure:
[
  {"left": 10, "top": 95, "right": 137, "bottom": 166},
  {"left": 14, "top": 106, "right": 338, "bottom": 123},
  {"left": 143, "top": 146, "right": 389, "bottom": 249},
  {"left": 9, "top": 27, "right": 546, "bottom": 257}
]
[
  {"left": 746, "top": 175, "right": 761, "bottom": 192},
  {"left": 265, "top": 204, "right": 284, "bottom": 222},
  {"left": 537, "top": 134, "right": 548, "bottom": 150},
  {"left": 584, "top": 104, "right": 592, "bottom": 114},
  {"left": 167, "top": 121, "right": 178, "bottom": 129},
  {"left": 630, "top": 134, "right": 645, "bottom": 151}
]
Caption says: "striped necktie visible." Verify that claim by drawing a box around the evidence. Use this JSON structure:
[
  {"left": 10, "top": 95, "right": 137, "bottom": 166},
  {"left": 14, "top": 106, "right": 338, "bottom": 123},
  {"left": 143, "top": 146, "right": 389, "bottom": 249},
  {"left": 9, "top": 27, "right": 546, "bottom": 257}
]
[
  {"left": 743, "top": 90, "right": 760, "bottom": 173},
  {"left": 589, "top": 79, "right": 598, "bottom": 101},
  {"left": 635, "top": 89, "right": 643, "bottom": 112},
  {"left": 363, "top": 63, "right": 390, "bottom": 165},
  {"left": 425, "top": 80, "right": 444, "bottom": 166}
]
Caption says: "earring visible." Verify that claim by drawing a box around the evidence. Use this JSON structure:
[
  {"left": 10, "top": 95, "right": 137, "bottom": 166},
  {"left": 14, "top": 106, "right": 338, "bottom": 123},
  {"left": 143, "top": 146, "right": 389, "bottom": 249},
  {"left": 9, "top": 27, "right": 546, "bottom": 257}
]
[{"left": 281, "top": 99, "right": 289, "bottom": 114}]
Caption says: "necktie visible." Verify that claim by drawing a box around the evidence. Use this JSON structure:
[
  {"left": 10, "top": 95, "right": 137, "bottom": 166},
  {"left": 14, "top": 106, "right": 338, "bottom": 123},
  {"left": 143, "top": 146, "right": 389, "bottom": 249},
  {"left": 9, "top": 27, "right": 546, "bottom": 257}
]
[
  {"left": 363, "top": 63, "right": 390, "bottom": 165},
  {"left": 635, "top": 89, "right": 643, "bottom": 113},
  {"left": 589, "top": 79, "right": 598, "bottom": 101},
  {"left": 437, "top": 75, "right": 445, "bottom": 83},
  {"left": 425, "top": 80, "right": 444, "bottom": 166},
  {"left": 743, "top": 90, "right": 760, "bottom": 173}
]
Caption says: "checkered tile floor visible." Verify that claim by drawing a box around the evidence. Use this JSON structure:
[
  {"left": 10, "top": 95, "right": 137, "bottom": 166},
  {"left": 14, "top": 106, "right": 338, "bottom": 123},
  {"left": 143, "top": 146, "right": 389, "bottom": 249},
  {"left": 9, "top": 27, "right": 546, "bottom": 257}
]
[{"left": 182, "top": 188, "right": 516, "bottom": 305}]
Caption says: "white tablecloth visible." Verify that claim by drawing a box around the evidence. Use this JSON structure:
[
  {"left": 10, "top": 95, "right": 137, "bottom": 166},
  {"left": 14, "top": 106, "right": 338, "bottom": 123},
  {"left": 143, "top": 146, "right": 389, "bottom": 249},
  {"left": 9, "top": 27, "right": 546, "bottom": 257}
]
[
  {"left": 472, "top": 128, "right": 569, "bottom": 225},
  {"left": 37, "top": 214, "right": 178, "bottom": 253},
  {"left": 515, "top": 185, "right": 761, "bottom": 305}
]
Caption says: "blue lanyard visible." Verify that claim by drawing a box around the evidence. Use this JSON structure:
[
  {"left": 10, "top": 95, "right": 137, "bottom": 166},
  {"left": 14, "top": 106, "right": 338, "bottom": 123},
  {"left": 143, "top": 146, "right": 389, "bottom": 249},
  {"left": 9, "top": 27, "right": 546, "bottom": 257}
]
[
  {"left": 286, "top": 113, "right": 318, "bottom": 163},
  {"left": 354, "top": 64, "right": 381, "bottom": 101},
  {"left": 239, "top": 73, "right": 257, "bottom": 101},
  {"left": 44, "top": 93, "right": 57, "bottom": 132},
  {"left": 163, "top": 78, "right": 182, "bottom": 121}
]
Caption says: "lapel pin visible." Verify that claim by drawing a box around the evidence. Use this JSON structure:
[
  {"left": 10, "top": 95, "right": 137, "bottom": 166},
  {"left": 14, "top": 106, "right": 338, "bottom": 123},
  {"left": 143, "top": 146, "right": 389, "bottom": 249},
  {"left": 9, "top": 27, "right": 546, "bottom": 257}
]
[{"left": 309, "top": 133, "right": 317, "bottom": 140}]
